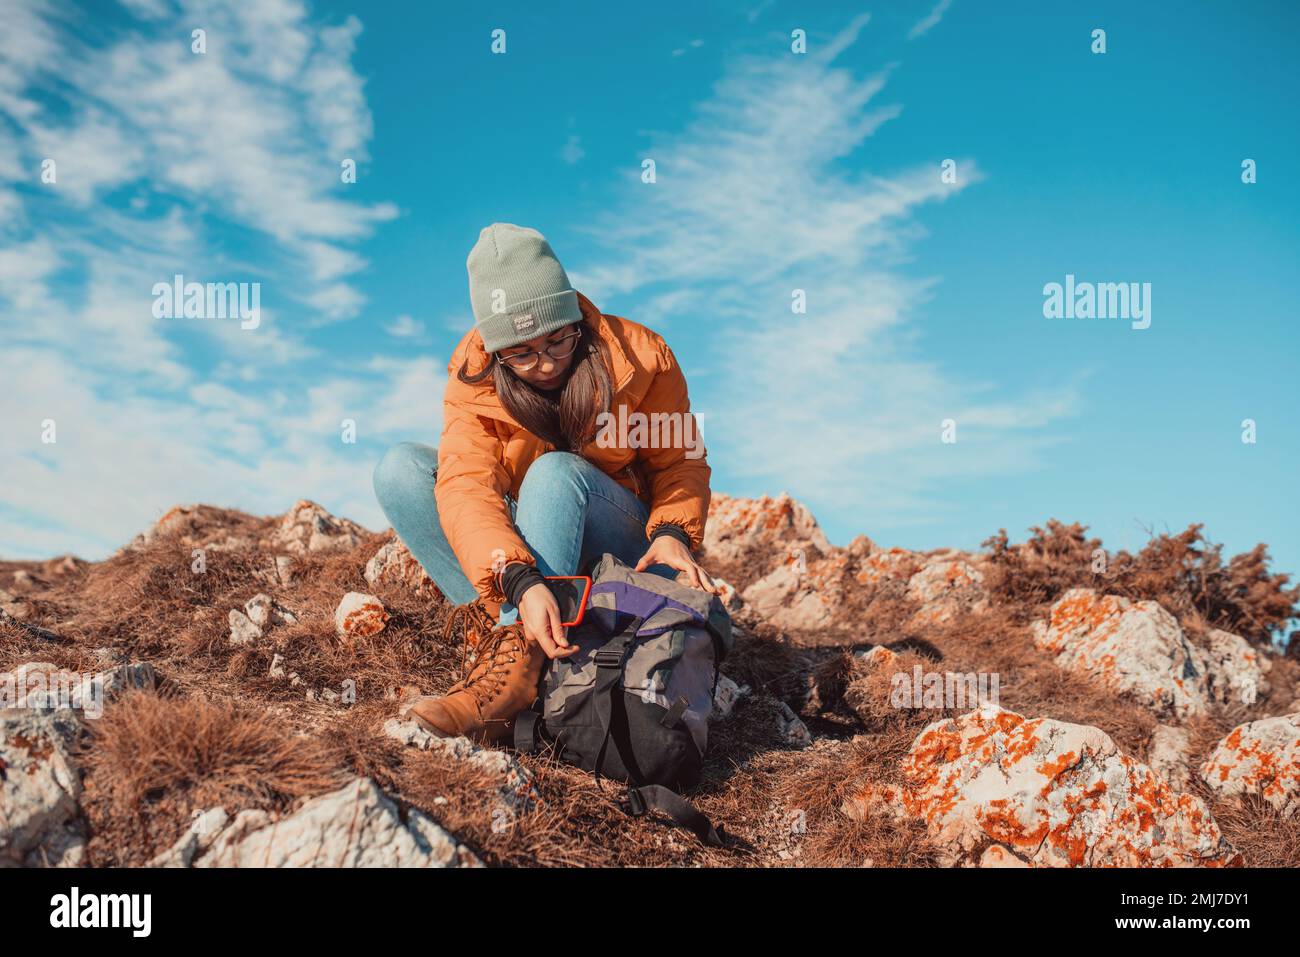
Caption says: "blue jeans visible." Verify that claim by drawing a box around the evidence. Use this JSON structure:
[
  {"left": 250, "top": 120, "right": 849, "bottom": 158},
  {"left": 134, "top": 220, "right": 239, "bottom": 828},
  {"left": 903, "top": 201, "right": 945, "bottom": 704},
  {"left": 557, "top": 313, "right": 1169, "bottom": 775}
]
[{"left": 371, "top": 442, "right": 675, "bottom": 625}]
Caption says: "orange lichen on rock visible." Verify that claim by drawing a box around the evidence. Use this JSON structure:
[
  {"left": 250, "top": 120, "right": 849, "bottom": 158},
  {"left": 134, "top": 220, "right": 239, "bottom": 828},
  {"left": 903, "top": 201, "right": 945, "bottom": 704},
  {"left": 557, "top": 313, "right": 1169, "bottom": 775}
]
[
  {"left": 1200, "top": 713, "right": 1300, "bottom": 814},
  {"left": 1031, "top": 589, "right": 1211, "bottom": 720},
  {"left": 703, "top": 492, "right": 832, "bottom": 565},
  {"left": 856, "top": 548, "right": 922, "bottom": 586},
  {"left": 851, "top": 703, "right": 1241, "bottom": 867},
  {"left": 333, "top": 591, "right": 390, "bottom": 640}
]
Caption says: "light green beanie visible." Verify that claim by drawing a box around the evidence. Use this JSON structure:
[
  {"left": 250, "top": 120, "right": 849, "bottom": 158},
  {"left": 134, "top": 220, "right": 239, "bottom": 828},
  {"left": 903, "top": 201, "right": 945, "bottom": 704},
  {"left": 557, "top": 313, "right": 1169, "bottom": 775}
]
[{"left": 466, "top": 223, "right": 583, "bottom": 353}]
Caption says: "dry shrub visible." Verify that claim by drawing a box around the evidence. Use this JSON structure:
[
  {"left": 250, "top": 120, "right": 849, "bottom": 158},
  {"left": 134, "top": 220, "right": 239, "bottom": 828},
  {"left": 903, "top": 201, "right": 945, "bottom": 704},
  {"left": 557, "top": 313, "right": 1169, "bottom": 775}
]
[
  {"left": 843, "top": 647, "right": 954, "bottom": 734},
  {"left": 1109, "top": 528, "right": 1299, "bottom": 647},
  {"left": 78, "top": 689, "right": 349, "bottom": 865},
  {"left": 983, "top": 522, "right": 1299, "bottom": 647},
  {"left": 982, "top": 521, "right": 1101, "bottom": 612}
]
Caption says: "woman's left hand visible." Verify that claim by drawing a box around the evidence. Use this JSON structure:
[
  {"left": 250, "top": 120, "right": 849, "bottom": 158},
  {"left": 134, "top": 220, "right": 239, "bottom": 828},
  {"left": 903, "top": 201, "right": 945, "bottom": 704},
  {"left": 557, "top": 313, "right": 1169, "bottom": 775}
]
[{"left": 634, "top": 535, "right": 722, "bottom": 596}]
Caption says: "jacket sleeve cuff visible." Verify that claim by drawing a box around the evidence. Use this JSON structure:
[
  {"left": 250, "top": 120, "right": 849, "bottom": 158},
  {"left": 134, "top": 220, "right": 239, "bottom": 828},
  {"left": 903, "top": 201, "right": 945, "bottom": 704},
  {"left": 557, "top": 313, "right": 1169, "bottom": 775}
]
[
  {"left": 499, "top": 561, "right": 546, "bottom": 608},
  {"left": 649, "top": 523, "right": 692, "bottom": 551}
]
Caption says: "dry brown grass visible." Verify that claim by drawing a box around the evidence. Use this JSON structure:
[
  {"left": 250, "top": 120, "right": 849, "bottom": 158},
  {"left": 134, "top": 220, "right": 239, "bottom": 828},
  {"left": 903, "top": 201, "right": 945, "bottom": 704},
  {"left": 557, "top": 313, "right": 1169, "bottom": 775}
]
[
  {"left": 3, "top": 503, "right": 1297, "bottom": 868},
  {"left": 77, "top": 689, "right": 349, "bottom": 865}
]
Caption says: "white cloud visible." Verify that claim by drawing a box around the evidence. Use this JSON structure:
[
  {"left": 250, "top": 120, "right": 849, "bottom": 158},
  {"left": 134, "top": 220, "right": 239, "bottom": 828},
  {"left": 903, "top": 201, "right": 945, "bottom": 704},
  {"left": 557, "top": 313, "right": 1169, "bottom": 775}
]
[
  {"left": 384, "top": 313, "right": 426, "bottom": 338},
  {"left": 572, "top": 14, "right": 1075, "bottom": 530},
  {"left": 0, "top": 0, "right": 57, "bottom": 122},
  {"left": 0, "top": 0, "right": 422, "bottom": 559},
  {"left": 0, "top": 344, "right": 443, "bottom": 559},
  {"left": 0, "top": 236, "right": 59, "bottom": 310},
  {"left": 27, "top": 109, "right": 146, "bottom": 204},
  {"left": 0, "top": 0, "right": 397, "bottom": 324},
  {"left": 300, "top": 15, "right": 373, "bottom": 159},
  {"left": 909, "top": 0, "right": 954, "bottom": 40}
]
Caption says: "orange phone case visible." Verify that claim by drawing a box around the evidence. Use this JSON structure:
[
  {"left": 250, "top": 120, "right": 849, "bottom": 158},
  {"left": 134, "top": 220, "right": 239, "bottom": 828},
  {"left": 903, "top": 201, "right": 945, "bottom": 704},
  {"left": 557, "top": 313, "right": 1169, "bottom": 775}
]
[{"left": 544, "top": 575, "right": 592, "bottom": 627}]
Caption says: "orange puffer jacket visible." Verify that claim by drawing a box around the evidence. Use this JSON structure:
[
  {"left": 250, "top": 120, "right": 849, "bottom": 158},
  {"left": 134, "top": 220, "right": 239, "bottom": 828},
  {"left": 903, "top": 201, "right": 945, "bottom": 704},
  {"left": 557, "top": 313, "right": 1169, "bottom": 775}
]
[{"left": 437, "top": 289, "right": 711, "bottom": 604}]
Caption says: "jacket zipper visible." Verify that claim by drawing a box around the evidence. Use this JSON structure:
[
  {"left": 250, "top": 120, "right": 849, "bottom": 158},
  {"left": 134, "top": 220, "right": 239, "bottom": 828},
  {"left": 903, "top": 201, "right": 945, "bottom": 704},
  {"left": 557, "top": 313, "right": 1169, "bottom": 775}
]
[{"left": 622, "top": 461, "right": 645, "bottom": 498}]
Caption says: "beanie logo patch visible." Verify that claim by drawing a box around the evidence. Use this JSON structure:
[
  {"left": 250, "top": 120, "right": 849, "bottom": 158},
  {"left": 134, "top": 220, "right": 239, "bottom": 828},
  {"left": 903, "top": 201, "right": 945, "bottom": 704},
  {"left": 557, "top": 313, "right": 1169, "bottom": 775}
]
[{"left": 512, "top": 313, "right": 536, "bottom": 332}]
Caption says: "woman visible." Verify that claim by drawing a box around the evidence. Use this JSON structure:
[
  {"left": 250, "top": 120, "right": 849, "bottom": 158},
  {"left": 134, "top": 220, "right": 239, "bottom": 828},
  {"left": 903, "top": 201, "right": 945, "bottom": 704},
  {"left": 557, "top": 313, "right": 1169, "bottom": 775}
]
[{"left": 372, "top": 223, "right": 719, "bottom": 743}]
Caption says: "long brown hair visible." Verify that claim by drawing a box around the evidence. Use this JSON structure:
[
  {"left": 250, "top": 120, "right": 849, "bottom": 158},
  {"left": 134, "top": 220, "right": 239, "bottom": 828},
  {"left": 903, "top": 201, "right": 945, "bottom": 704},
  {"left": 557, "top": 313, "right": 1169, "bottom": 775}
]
[{"left": 456, "top": 321, "right": 614, "bottom": 452}]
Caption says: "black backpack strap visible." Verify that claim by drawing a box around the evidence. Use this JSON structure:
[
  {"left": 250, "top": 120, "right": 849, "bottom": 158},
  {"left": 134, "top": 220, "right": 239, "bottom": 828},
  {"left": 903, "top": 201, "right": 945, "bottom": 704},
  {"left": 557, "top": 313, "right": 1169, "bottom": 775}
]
[
  {"left": 582, "top": 616, "right": 729, "bottom": 848},
  {"left": 590, "top": 629, "right": 635, "bottom": 775},
  {"left": 625, "top": 784, "right": 726, "bottom": 847},
  {"left": 512, "top": 706, "right": 545, "bottom": 753}
]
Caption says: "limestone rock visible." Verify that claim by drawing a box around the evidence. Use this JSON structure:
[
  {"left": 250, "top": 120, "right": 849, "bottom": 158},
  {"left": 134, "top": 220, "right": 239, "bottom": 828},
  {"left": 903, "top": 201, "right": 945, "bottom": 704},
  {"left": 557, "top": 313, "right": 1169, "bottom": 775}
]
[
  {"left": 1200, "top": 713, "right": 1300, "bottom": 814},
  {"left": 842, "top": 703, "right": 1240, "bottom": 867},
  {"left": 268, "top": 654, "right": 288, "bottom": 680},
  {"left": 334, "top": 592, "right": 389, "bottom": 639},
  {"left": 702, "top": 492, "right": 832, "bottom": 567},
  {"left": 854, "top": 547, "right": 923, "bottom": 589},
  {"left": 1201, "top": 628, "right": 1270, "bottom": 707},
  {"left": 364, "top": 539, "right": 436, "bottom": 597},
  {"left": 0, "top": 708, "right": 86, "bottom": 866},
  {"left": 244, "top": 593, "right": 297, "bottom": 629},
  {"left": 742, "top": 559, "right": 839, "bottom": 630},
  {"left": 712, "top": 577, "right": 744, "bottom": 614},
  {"left": 1148, "top": 724, "right": 1192, "bottom": 792},
  {"left": 1, "top": 660, "right": 156, "bottom": 715},
  {"left": 273, "top": 500, "right": 366, "bottom": 555},
  {"left": 146, "top": 807, "right": 230, "bottom": 867},
  {"left": 905, "top": 556, "right": 989, "bottom": 626},
  {"left": 194, "top": 777, "right": 478, "bottom": 867},
  {"left": 228, "top": 609, "right": 262, "bottom": 647},
  {"left": 1031, "top": 589, "right": 1210, "bottom": 720},
  {"left": 712, "top": 673, "right": 750, "bottom": 719},
  {"left": 855, "top": 644, "right": 899, "bottom": 669}
]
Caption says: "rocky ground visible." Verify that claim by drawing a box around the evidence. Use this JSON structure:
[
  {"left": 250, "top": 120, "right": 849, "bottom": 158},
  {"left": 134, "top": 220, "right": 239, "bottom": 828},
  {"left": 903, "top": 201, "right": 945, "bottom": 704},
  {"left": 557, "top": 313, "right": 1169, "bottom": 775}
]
[{"left": 2, "top": 493, "right": 1298, "bottom": 868}]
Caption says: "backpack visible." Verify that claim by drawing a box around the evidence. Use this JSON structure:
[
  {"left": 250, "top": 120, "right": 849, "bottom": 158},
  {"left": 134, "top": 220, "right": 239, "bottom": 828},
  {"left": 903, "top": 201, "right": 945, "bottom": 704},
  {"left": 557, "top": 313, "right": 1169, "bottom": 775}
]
[{"left": 512, "top": 552, "right": 734, "bottom": 846}]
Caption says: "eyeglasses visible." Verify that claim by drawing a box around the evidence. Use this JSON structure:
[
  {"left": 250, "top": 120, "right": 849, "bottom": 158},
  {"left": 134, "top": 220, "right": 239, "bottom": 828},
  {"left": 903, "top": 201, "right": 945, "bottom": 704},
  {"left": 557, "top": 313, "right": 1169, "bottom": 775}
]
[{"left": 497, "top": 329, "right": 582, "bottom": 371}]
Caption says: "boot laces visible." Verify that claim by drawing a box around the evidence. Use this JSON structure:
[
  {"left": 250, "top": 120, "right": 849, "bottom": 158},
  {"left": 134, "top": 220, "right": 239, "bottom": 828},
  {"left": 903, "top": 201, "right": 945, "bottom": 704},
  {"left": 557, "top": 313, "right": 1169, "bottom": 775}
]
[{"left": 442, "top": 601, "right": 526, "bottom": 706}]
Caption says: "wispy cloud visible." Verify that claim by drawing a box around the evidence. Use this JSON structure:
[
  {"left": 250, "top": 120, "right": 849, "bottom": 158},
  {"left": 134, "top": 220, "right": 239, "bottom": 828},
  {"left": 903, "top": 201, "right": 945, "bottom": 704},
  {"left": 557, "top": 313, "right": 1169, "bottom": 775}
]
[
  {"left": 384, "top": 313, "right": 427, "bottom": 338},
  {"left": 560, "top": 133, "right": 585, "bottom": 164},
  {"left": 909, "top": 0, "right": 953, "bottom": 40},
  {"left": 0, "top": 0, "right": 430, "bottom": 558},
  {"left": 571, "top": 14, "right": 1075, "bottom": 530}
]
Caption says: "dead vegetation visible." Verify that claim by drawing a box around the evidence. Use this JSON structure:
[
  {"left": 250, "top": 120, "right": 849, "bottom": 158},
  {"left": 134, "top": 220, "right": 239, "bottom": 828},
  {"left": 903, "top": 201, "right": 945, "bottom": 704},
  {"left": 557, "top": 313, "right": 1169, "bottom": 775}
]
[
  {"left": 2, "top": 507, "right": 1297, "bottom": 867},
  {"left": 981, "top": 520, "right": 1300, "bottom": 648}
]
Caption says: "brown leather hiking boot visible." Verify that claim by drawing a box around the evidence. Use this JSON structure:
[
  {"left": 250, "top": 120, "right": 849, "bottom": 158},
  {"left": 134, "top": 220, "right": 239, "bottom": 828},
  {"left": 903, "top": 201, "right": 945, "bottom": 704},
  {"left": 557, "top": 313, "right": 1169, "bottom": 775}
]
[{"left": 400, "top": 602, "right": 546, "bottom": 744}]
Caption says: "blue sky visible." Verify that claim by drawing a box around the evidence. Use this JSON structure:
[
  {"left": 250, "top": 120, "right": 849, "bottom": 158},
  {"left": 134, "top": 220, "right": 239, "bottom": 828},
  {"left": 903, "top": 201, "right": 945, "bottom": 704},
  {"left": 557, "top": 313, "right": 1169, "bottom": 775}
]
[{"left": 1, "top": 0, "right": 1297, "bottom": 595}]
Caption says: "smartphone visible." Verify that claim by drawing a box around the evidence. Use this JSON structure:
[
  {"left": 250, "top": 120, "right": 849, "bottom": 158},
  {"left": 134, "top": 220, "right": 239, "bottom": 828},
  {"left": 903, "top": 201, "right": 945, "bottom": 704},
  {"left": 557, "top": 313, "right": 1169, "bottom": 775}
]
[{"left": 544, "top": 575, "right": 592, "bottom": 628}]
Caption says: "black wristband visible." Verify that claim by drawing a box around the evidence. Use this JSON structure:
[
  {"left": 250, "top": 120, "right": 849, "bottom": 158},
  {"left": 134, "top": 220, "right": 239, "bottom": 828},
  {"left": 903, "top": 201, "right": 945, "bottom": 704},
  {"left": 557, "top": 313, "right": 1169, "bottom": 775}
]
[
  {"left": 500, "top": 562, "right": 546, "bottom": 608},
  {"left": 649, "top": 523, "right": 692, "bottom": 550}
]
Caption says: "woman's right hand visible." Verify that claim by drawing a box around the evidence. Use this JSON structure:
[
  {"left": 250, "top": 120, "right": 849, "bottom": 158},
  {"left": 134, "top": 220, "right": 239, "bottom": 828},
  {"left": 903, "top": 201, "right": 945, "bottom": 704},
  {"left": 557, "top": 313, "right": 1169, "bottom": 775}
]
[{"left": 517, "top": 582, "right": 580, "bottom": 659}]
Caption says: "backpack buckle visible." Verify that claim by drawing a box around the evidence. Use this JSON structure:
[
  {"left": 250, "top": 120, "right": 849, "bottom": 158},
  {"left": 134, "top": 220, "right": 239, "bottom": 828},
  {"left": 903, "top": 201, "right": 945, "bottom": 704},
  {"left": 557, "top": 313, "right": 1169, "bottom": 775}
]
[
  {"left": 594, "top": 648, "right": 623, "bottom": 668},
  {"left": 625, "top": 787, "right": 647, "bottom": 817}
]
